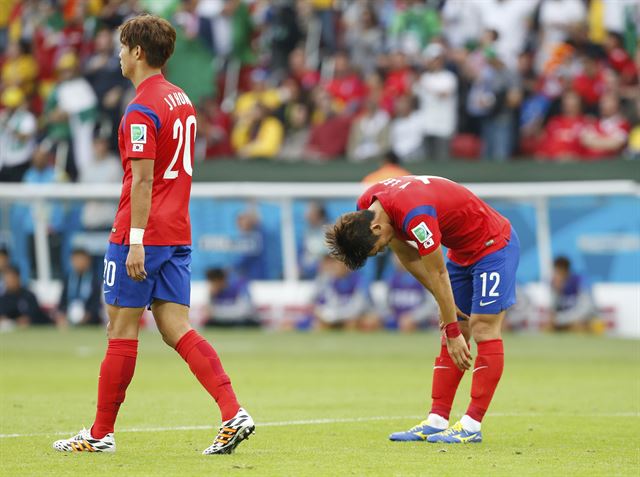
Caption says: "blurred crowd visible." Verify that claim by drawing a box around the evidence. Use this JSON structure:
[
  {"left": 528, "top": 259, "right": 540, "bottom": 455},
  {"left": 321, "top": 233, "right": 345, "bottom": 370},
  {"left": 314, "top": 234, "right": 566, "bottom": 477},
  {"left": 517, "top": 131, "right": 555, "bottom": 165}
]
[{"left": 1, "top": 0, "right": 640, "bottom": 184}]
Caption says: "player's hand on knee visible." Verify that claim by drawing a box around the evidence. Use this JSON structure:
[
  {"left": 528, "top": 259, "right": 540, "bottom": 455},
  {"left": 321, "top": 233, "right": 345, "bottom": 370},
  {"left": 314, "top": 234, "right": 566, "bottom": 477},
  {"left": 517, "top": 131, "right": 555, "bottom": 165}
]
[
  {"left": 126, "top": 244, "right": 147, "bottom": 281},
  {"left": 446, "top": 334, "right": 472, "bottom": 371}
]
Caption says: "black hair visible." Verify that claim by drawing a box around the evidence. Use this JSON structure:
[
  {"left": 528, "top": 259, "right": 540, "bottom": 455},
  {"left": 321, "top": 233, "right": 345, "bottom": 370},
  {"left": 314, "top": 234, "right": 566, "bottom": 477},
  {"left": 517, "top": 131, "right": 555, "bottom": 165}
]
[
  {"left": 325, "top": 210, "right": 377, "bottom": 270},
  {"left": 206, "top": 268, "right": 227, "bottom": 281},
  {"left": 554, "top": 256, "right": 571, "bottom": 271},
  {"left": 384, "top": 150, "right": 400, "bottom": 165}
]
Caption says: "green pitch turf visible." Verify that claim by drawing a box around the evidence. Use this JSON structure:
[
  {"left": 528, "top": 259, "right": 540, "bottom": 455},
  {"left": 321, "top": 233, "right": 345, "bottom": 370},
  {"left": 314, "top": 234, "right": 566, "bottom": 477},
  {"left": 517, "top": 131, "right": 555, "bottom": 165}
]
[{"left": 1, "top": 329, "right": 638, "bottom": 476}]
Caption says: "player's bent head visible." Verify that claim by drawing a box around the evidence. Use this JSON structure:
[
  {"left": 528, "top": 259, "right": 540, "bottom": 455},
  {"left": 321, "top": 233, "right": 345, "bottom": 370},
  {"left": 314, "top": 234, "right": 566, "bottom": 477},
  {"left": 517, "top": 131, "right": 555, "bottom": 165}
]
[
  {"left": 325, "top": 210, "right": 377, "bottom": 271},
  {"left": 119, "top": 14, "right": 176, "bottom": 68}
]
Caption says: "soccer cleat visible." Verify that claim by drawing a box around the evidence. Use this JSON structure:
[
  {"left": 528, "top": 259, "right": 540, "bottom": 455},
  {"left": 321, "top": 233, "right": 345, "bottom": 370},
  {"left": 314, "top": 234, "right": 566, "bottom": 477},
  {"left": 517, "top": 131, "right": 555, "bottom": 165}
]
[
  {"left": 52, "top": 428, "right": 115, "bottom": 453},
  {"left": 389, "top": 420, "right": 445, "bottom": 442},
  {"left": 202, "top": 407, "right": 255, "bottom": 455},
  {"left": 426, "top": 421, "right": 482, "bottom": 444}
]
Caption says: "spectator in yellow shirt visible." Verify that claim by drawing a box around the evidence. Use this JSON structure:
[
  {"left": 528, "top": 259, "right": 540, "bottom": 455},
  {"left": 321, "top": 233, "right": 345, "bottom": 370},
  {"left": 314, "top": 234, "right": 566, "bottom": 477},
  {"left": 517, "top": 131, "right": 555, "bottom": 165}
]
[{"left": 232, "top": 102, "right": 284, "bottom": 159}]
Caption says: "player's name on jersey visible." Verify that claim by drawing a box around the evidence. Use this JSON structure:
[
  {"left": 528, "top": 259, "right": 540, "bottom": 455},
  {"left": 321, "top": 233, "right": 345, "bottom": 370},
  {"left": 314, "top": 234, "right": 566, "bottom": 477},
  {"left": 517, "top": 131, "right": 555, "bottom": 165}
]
[{"left": 163, "top": 91, "right": 193, "bottom": 111}]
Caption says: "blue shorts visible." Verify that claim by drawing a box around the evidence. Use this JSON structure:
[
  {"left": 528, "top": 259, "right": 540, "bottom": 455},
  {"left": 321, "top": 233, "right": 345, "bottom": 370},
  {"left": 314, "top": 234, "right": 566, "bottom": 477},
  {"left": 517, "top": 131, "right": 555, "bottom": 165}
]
[
  {"left": 103, "top": 243, "right": 191, "bottom": 308},
  {"left": 447, "top": 227, "right": 520, "bottom": 317}
]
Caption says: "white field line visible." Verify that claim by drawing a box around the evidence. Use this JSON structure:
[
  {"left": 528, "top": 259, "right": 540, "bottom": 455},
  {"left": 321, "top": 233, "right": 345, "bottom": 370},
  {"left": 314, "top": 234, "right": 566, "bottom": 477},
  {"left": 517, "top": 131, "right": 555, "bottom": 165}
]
[{"left": 0, "top": 412, "right": 637, "bottom": 439}]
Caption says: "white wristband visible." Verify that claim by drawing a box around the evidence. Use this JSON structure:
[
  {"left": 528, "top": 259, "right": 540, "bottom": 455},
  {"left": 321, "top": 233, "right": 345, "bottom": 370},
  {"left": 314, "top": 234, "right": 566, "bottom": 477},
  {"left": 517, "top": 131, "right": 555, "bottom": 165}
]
[{"left": 130, "top": 228, "right": 145, "bottom": 245}]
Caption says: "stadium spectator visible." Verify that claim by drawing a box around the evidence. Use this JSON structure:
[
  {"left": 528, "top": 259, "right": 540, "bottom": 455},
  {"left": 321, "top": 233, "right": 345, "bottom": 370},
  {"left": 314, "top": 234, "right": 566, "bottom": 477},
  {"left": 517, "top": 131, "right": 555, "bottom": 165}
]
[
  {"left": 312, "top": 0, "right": 338, "bottom": 54},
  {"left": 43, "top": 52, "right": 98, "bottom": 181},
  {"left": 343, "top": 2, "right": 385, "bottom": 76},
  {"left": 261, "top": 0, "right": 303, "bottom": 78},
  {"left": 389, "top": 94, "right": 425, "bottom": 163},
  {"left": 536, "top": 90, "right": 588, "bottom": 160},
  {"left": 231, "top": 102, "right": 284, "bottom": 159},
  {"left": 572, "top": 52, "right": 608, "bottom": 113},
  {"left": 1, "top": 39, "right": 38, "bottom": 97},
  {"left": 286, "top": 47, "right": 320, "bottom": 93},
  {"left": 0, "top": 265, "right": 49, "bottom": 331},
  {"left": 324, "top": 50, "right": 367, "bottom": 112},
  {"left": 414, "top": 42, "right": 458, "bottom": 161},
  {"left": 346, "top": 94, "right": 390, "bottom": 163},
  {"left": 383, "top": 51, "right": 415, "bottom": 103},
  {"left": 18, "top": 144, "right": 65, "bottom": 280},
  {"left": 299, "top": 201, "right": 329, "bottom": 280},
  {"left": 234, "top": 210, "right": 268, "bottom": 280},
  {"left": 388, "top": 0, "right": 441, "bottom": 58},
  {"left": 580, "top": 92, "right": 631, "bottom": 159},
  {"left": 626, "top": 98, "right": 640, "bottom": 160},
  {"left": 440, "top": 0, "right": 484, "bottom": 50},
  {"left": 79, "top": 136, "right": 122, "bottom": 231},
  {"left": 279, "top": 102, "right": 311, "bottom": 161},
  {"left": 362, "top": 151, "right": 412, "bottom": 184},
  {"left": 478, "top": 0, "right": 538, "bottom": 71},
  {"left": 312, "top": 255, "right": 379, "bottom": 331},
  {"left": 199, "top": 97, "right": 234, "bottom": 159},
  {"left": 305, "top": 90, "right": 353, "bottom": 161},
  {"left": 549, "top": 256, "right": 596, "bottom": 332},
  {"left": 383, "top": 257, "right": 438, "bottom": 332},
  {"left": 536, "top": 0, "right": 587, "bottom": 73},
  {"left": 234, "top": 68, "right": 281, "bottom": 121},
  {"left": 84, "top": 26, "right": 130, "bottom": 152},
  {"left": 467, "top": 47, "right": 520, "bottom": 161},
  {"left": 0, "top": 86, "right": 37, "bottom": 182},
  {"left": 204, "top": 268, "right": 259, "bottom": 328},
  {"left": 55, "top": 248, "right": 103, "bottom": 327}
]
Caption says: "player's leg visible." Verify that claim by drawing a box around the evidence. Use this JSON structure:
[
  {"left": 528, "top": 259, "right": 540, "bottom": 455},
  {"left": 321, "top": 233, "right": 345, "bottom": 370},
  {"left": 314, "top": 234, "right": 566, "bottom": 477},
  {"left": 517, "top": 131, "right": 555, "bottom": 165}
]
[
  {"left": 54, "top": 243, "right": 153, "bottom": 453},
  {"left": 428, "top": 229, "right": 519, "bottom": 444},
  {"left": 389, "top": 261, "right": 472, "bottom": 442},
  {"left": 151, "top": 245, "right": 253, "bottom": 454}
]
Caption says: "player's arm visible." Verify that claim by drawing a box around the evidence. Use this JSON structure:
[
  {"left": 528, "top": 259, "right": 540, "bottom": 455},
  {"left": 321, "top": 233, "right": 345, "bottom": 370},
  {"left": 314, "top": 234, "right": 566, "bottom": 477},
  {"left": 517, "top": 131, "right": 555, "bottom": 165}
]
[
  {"left": 127, "top": 158, "right": 154, "bottom": 281},
  {"left": 390, "top": 239, "right": 471, "bottom": 370}
]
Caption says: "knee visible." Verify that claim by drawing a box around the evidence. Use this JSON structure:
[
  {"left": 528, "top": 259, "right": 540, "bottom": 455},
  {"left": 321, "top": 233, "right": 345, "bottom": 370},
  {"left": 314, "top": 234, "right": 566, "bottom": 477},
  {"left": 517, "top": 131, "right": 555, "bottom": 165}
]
[
  {"left": 158, "top": 323, "right": 191, "bottom": 349},
  {"left": 470, "top": 316, "right": 502, "bottom": 342}
]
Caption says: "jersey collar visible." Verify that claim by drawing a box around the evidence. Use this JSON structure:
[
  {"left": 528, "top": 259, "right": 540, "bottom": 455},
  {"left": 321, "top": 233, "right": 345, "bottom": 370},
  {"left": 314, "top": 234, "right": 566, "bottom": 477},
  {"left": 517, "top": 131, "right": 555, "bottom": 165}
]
[{"left": 136, "top": 73, "right": 164, "bottom": 92}]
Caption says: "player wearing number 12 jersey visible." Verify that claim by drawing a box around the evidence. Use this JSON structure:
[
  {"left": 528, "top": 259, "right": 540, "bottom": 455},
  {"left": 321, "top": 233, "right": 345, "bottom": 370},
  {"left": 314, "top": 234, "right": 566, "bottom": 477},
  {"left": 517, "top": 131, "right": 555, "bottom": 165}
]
[
  {"left": 326, "top": 175, "right": 520, "bottom": 443},
  {"left": 53, "top": 15, "right": 254, "bottom": 456}
]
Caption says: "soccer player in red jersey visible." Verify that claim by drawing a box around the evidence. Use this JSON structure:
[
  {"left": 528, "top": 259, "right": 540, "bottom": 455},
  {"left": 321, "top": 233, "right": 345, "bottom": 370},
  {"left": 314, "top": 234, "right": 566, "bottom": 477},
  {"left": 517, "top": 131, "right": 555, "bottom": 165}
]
[
  {"left": 326, "top": 175, "right": 520, "bottom": 443},
  {"left": 53, "top": 15, "right": 254, "bottom": 455}
]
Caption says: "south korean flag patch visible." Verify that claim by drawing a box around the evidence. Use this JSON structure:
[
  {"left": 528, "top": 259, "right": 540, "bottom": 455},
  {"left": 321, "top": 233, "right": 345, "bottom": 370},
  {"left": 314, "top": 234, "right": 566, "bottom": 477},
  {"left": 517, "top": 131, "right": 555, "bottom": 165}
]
[{"left": 410, "top": 222, "right": 434, "bottom": 248}]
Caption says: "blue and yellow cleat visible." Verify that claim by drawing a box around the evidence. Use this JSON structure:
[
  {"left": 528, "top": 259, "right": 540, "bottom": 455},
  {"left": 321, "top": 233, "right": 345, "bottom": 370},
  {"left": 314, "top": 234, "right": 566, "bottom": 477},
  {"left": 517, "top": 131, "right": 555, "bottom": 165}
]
[
  {"left": 389, "top": 420, "right": 445, "bottom": 442},
  {"left": 426, "top": 421, "right": 482, "bottom": 444}
]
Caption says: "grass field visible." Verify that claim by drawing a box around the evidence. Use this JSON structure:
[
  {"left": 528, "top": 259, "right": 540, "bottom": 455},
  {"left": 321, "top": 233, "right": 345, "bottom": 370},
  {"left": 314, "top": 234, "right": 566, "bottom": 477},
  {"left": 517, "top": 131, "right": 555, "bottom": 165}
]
[{"left": 1, "top": 329, "right": 638, "bottom": 476}]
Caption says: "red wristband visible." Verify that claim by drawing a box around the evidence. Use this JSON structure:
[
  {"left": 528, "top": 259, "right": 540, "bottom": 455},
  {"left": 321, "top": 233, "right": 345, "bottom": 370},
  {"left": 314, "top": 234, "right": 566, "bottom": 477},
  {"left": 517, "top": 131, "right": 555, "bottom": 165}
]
[{"left": 444, "top": 322, "right": 461, "bottom": 339}]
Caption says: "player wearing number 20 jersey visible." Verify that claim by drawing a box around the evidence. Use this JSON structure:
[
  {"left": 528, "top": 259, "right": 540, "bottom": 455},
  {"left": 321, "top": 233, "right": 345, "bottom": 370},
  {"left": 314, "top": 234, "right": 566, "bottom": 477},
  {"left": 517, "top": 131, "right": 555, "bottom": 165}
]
[
  {"left": 110, "top": 73, "right": 194, "bottom": 246},
  {"left": 327, "top": 175, "right": 520, "bottom": 444},
  {"left": 53, "top": 15, "right": 253, "bottom": 458}
]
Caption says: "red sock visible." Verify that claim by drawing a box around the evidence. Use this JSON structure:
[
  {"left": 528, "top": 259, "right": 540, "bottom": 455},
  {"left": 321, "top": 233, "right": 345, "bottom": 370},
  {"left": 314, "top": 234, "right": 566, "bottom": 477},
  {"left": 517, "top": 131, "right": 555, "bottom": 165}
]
[
  {"left": 430, "top": 342, "right": 466, "bottom": 420},
  {"left": 91, "top": 339, "right": 138, "bottom": 439},
  {"left": 466, "top": 339, "right": 504, "bottom": 422},
  {"left": 175, "top": 330, "right": 240, "bottom": 421}
]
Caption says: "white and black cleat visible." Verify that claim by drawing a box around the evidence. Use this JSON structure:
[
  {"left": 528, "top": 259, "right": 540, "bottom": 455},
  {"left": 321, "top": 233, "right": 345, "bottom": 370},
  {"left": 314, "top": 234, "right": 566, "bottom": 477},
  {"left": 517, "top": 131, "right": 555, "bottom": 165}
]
[
  {"left": 202, "top": 407, "right": 255, "bottom": 455},
  {"left": 53, "top": 427, "right": 115, "bottom": 453}
]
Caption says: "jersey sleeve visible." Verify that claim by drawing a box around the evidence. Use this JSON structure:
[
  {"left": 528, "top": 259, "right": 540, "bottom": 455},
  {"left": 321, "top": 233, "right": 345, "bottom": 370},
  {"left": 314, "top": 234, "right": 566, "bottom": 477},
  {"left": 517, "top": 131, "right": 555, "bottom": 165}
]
[
  {"left": 121, "top": 103, "right": 160, "bottom": 160},
  {"left": 401, "top": 205, "right": 441, "bottom": 256}
]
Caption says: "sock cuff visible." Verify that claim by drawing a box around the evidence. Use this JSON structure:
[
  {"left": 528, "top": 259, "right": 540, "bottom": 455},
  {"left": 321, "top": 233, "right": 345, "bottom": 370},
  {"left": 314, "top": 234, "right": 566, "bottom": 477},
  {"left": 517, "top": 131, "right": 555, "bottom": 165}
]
[
  {"left": 477, "top": 339, "right": 503, "bottom": 355},
  {"left": 106, "top": 339, "right": 138, "bottom": 358},
  {"left": 175, "top": 329, "right": 206, "bottom": 360}
]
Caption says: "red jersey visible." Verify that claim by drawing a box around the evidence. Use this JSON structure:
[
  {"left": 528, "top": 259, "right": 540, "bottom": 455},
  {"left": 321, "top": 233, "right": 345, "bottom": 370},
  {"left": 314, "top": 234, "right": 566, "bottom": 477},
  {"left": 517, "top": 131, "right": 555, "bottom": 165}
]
[
  {"left": 537, "top": 115, "right": 588, "bottom": 159},
  {"left": 357, "top": 176, "right": 511, "bottom": 266},
  {"left": 110, "top": 74, "right": 196, "bottom": 245}
]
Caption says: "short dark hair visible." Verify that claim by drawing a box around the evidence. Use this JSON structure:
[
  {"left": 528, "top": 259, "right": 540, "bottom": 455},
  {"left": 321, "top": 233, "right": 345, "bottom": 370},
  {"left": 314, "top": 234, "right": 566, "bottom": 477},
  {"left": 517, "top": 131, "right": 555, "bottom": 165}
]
[
  {"left": 119, "top": 14, "right": 176, "bottom": 68},
  {"left": 554, "top": 256, "right": 571, "bottom": 271},
  {"left": 206, "top": 268, "right": 227, "bottom": 282},
  {"left": 325, "top": 210, "right": 377, "bottom": 270}
]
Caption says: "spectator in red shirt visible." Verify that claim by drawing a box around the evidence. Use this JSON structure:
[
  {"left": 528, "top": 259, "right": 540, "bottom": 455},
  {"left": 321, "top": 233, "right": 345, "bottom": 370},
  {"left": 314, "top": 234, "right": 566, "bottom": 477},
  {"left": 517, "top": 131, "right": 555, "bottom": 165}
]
[
  {"left": 325, "top": 51, "right": 367, "bottom": 113},
  {"left": 572, "top": 53, "right": 607, "bottom": 113},
  {"left": 199, "top": 97, "right": 233, "bottom": 159},
  {"left": 604, "top": 32, "right": 637, "bottom": 86},
  {"left": 305, "top": 89, "right": 353, "bottom": 160},
  {"left": 579, "top": 92, "right": 630, "bottom": 159},
  {"left": 536, "top": 90, "right": 588, "bottom": 161},
  {"left": 383, "top": 51, "right": 414, "bottom": 102},
  {"left": 287, "top": 47, "right": 320, "bottom": 93}
]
